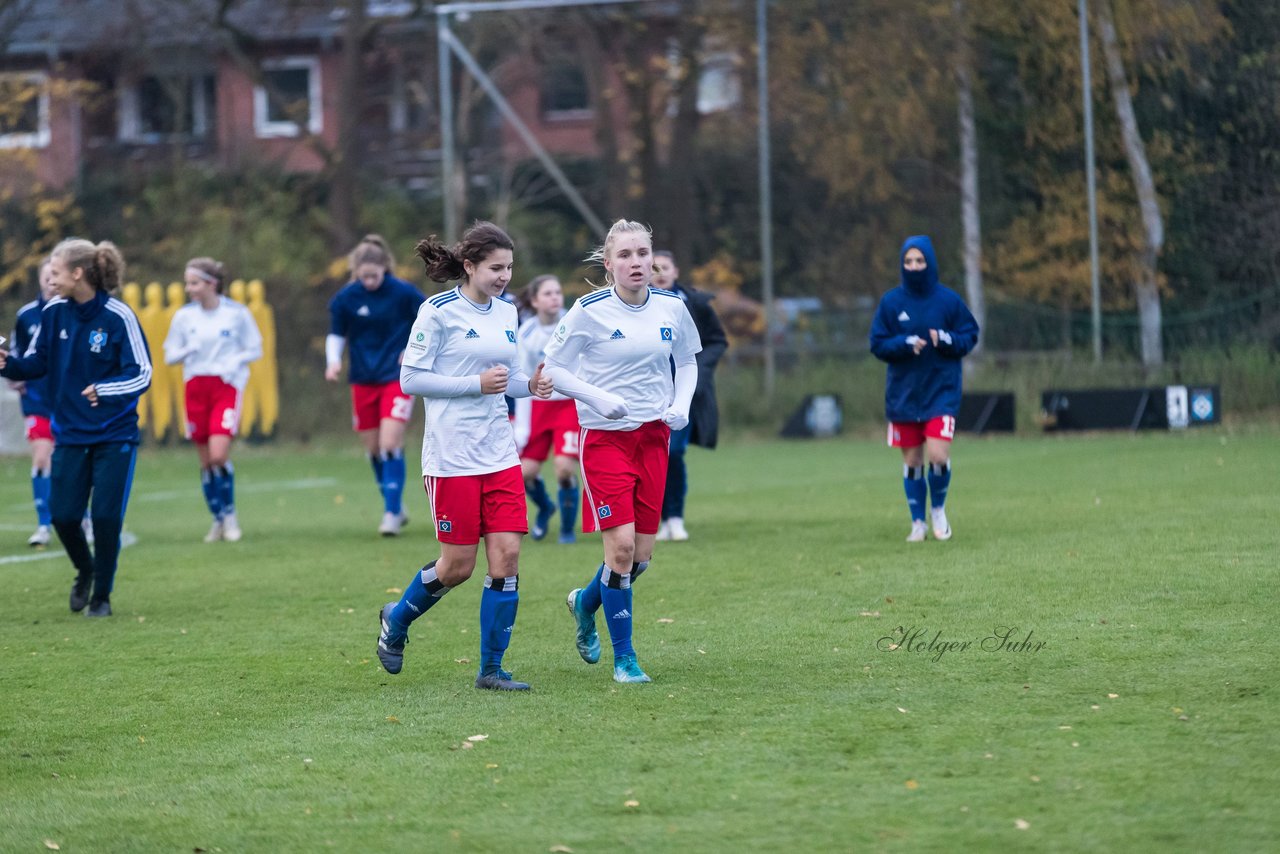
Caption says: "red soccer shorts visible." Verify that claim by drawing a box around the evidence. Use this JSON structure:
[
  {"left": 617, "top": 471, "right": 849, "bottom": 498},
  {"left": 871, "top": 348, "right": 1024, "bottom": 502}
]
[
  {"left": 25, "top": 415, "right": 52, "bottom": 442},
  {"left": 184, "top": 376, "right": 241, "bottom": 443},
  {"left": 520, "top": 398, "right": 581, "bottom": 462},
  {"left": 888, "top": 415, "right": 957, "bottom": 448},
  {"left": 351, "top": 381, "right": 414, "bottom": 431},
  {"left": 424, "top": 465, "right": 528, "bottom": 545},
  {"left": 579, "top": 420, "right": 670, "bottom": 535}
]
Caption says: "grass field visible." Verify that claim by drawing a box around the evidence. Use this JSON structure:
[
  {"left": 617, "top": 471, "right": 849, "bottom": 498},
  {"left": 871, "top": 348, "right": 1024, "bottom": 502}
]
[{"left": 1, "top": 428, "right": 1277, "bottom": 852}]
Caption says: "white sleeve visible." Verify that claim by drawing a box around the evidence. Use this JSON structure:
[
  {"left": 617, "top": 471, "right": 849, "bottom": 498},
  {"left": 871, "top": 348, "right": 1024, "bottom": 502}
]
[
  {"left": 671, "top": 357, "right": 697, "bottom": 411},
  {"left": 513, "top": 395, "right": 532, "bottom": 449},
  {"left": 400, "top": 363, "right": 481, "bottom": 397},
  {"left": 543, "top": 364, "right": 627, "bottom": 419},
  {"left": 162, "top": 310, "right": 189, "bottom": 365},
  {"left": 240, "top": 308, "right": 263, "bottom": 366},
  {"left": 325, "top": 334, "right": 345, "bottom": 368}
]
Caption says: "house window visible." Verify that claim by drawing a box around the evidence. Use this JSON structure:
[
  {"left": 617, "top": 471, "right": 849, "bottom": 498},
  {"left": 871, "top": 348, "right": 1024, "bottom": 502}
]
[
  {"left": 0, "top": 73, "right": 51, "bottom": 149},
  {"left": 541, "top": 59, "right": 591, "bottom": 120},
  {"left": 697, "top": 51, "right": 741, "bottom": 114},
  {"left": 119, "top": 74, "right": 215, "bottom": 142},
  {"left": 254, "top": 57, "right": 322, "bottom": 138}
]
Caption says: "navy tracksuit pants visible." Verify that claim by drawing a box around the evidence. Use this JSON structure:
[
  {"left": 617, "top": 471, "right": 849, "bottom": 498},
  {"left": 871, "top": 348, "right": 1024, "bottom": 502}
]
[{"left": 50, "top": 442, "right": 137, "bottom": 604}]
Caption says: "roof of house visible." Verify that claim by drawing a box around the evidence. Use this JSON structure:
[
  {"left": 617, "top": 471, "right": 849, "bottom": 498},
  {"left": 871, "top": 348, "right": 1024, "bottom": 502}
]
[{"left": 1, "top": 0, "right": 426, "bottom": 58}]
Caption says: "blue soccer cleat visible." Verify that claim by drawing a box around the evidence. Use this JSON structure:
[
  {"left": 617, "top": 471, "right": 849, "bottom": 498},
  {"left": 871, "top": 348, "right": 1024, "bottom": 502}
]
[
  {"left": 475, "top": 668, "right": 531, "bottom": 691},
  {"left": 376, "top": 602, "right": 407, "bottom": 675},
  {"left": 558, "top": 531, "right": 576, "bottom": 545},
  {"left": 613, "top": 655, "right": 651, "bottom": 684},
  {"left": 566, "top": 588, "right": 600, "bottom": 664}
]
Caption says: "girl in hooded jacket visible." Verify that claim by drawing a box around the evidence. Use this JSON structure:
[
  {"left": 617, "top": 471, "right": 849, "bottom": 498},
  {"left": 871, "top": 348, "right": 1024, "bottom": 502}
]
[{"left": 870, "top": 235, "right": 979, "bottom": 542}]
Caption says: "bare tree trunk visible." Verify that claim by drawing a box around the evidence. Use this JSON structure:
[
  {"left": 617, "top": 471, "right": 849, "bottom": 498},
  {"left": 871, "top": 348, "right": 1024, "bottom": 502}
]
[
  {"left": 662, "top": 23, "right": 704, "bottom": 265},
  {"left": 953, "top": 0, "right": 984, "bottom": 362},
  {"left": 330, "top": 0, "right": 368, "bottom": 251},
  {"left": 576, "top": 22, "right": 624, "bottom": 217},
  {"left": 1097, "top": 0, "right": 1164, "bottom": 367}
]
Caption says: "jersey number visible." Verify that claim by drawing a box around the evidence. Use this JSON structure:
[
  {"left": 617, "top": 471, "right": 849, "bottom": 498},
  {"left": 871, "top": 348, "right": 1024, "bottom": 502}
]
[
  {"left": 560, "top": 430, "right": 580, "bottom": 455},
  {"left": 939, "top": 415, "right": 956, "bottom": 439},
  {"left": 391, "top": 395, "right": 414, "bottom": 421},
  {"left": 221, "top": 408, "right": 238, "bottom": 432}
]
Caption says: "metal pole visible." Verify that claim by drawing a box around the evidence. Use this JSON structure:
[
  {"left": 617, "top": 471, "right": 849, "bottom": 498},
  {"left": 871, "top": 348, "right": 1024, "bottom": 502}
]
[
  {"left": 438, "top": 10, "right": 458, "bottom": 241},
  {"left": 437, "top": 0, "right": 646, "bottom": 13},
  {"left": 757, "top": 0, "right": 775, "bottom": 400},
  {"left": 1080, "top": 0, "right": 1102, "bottom": 361}
]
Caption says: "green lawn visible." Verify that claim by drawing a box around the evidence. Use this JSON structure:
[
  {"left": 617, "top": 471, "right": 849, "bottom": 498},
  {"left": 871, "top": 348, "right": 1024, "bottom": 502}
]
[{"left": 1, "top": 429, "right": 1276, "bottom": 852}]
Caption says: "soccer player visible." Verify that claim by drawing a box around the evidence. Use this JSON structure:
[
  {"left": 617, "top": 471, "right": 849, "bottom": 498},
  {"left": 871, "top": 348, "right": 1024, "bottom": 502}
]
[
  {"left": 869, "top": 235, "right": 979, "bottom": 542},
  {"left": 375, "top": 222, "right": 552, "bottom": 691},
  {"left": 325, "top": 235, "right": 426, "bottom": 536},
  {"left": 543, "top": 219, "right": 701, "bottom": 684},
  {"left": 650, "top": 250, "right": 729, "bottom": 542},
  {"left": 8, "top": 258, "right": 57, "bottom": 546},
  {"left": 163, "top": 257, "right": 263, "bottom": 543},
  {"left": 513, "top": 274, "right": 581, "bottom": 543},
  {"left": 0, "top": 238, "right": 152, "bottom": 617}
]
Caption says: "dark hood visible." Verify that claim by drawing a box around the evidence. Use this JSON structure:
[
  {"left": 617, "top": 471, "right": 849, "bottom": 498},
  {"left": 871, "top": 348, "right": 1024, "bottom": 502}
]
[{"left": 899, "top": 235, "right": 940, "bottom": 295}]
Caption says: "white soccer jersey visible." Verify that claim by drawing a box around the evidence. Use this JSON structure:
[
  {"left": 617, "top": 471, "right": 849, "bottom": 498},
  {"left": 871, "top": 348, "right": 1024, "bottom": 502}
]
[
  {"left": 163, "top": 297, "right": 263, "bottom": 389},
  {"left": 543, "top": 286, "right": 701, "bottom": 431},
  {"left": 516, "top": 314, "right": 571, "bottom": 402},
  {"left": 404, "top": 287, "right": 522, "bottom": 477}
]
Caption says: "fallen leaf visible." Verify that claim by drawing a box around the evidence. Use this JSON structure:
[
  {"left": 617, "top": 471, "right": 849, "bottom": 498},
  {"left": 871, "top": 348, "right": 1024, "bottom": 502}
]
[
  {"left": 139, "top": 736, "right": 145, "bottom": 743},
  {"left": 549, "top": 846, "right": 574, "bottom": 853},
  {"left": 137, "top": 616, "right": 145, "bottom": 623},
  {"left": 334, "top": 495, "right": 345, "bottom": 505},
  {"left": 467, "top": 734, "right": 488, "bottom": 742},
  {"left": 1107, "top": 693, "right": 1119, "bottom": 699},
  {"left": 1178, "top": 715, "right": 1190, "bottom": 722},
  {"left": 859, "top": 611, "right": 881, "bottom": 617},
  {"left": 485, "top": 763, "right": 499, "bottom": 769},
  {"left": 386, "top": 716, "right": 400, "bottom": 724},
  {"left": 1014, "top": 819, "right": 1030, "bottom": 830},
  {"left": 455, "top": 658, "right": 471, "bottom": 664},
  {"left": 1058, "top": 726, "right": 1072, "bottom": 730},
  {"left": 656, "top": 618, "right": 674, "bottom": 624},
  {"left": 386, "top": 588, "right": 403, "bottom": 595},
  {"left": 897, "top": 707, "right": 908, "bottom": 714},
  {"left": 697, "top": 649, "right": 706, "bottom": 654},
  {"left": 905, "top": 779, "right": 918, "bottom": 790},
  {"left": 44, "top": 841, "right": 60, "bottom": 851},
  {"left": 460, "top": 742, "right": 474, "bottom": 750},
  {"left": 624, "top": 799, "right": 639, "bottom": 808},
  {"left": 1030, "top": 775, "right": 1041, "bottom": 782}
]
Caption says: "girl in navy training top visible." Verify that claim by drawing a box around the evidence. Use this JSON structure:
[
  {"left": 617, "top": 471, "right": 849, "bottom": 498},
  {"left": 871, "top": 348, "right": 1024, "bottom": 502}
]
[
  {"left": 0, "top": 238, "right": 152, "bottom": 616},
  {"left": 870, "top": 235, "right": 979, "bottom": 543},
  {"left": 325, "top": 235, "right": 426, "bottom": 537},
  {"left": 8, "top": 257, "right": 57, "bottom": 546}
]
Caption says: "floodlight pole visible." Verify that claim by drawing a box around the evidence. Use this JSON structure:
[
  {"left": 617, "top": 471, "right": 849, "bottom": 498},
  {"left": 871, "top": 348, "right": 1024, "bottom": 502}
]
[
  {"left": 438, "top": 13, "right": 457, "bottom": 241},
  {"left": 1080, "top": 0, "right": 1102, "bottom": 362},
  {"left": 757, "top": 0, "right": 775, "bottom": 400}
]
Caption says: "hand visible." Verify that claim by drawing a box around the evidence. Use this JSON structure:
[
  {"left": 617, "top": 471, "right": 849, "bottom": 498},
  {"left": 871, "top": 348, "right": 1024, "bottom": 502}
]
[
  {"left": 662, "top": 407, "right": 689, "bottom": 431},
  {"left": 906, "top": 335, "right": 927, "bottom": 355},
  {"left": 528, "top": 362, "right": 553, "bottom": 399},
  {"left": 479, "top": 364, "right": 509, "bottom": 395},
  {"left": 324, "top": 363, "right": 342, "bottom": 382},
  {"left": 8, "top": 380, "right": 25, "bottom": 393},
  {"left": 595, "top": 391, "right": 629, "bottom": 420},
  {"left": 0, "top": 349, "right": 7, "bottom": 371},
  {"left": 82, "top": 384, "right": 99, "bottom": 407},
  {"left": 930, "top": 329, "right": 952, "bottom": 348}
]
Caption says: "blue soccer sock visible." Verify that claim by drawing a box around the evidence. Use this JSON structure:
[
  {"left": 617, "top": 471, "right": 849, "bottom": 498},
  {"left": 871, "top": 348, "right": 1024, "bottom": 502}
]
[
  {"left": 928, "top": 460, "right": 952, "bottom": 510},
  {"left": 479, "top": 575, "right": 519, "bottom": 675},
  {"left": 526, "top": 475, "right": 554, "bottom": 514},
  {"left": 217, "top": 462, "right": 236, "bottom": 516},
  {"left": 381, "top": 449, "right": 406, "bottom": 515},
  {"left": 578, "top": 563, "right": 605, "bottom": 614},
  {"left": 599, "top": 566, "right": 634, "bottom": 661},
  {"left": 201, "top": 467, "right": 224, "bottom": 520},
  {"left": 557, "top": 477, "right": 578, "bottom": 537},
  {"left": 369, "top": 452, "right": 385, "bottom": 494},
  {"left": 903, "top": 464, "right": 927, "bottom": 523},
  {"left": 32, "top": 467, "right": 52, "bottom": 526},
  {"left": 631, "top": 560, "right": 650, "bottom": 582},
  {"left": 388, "top": 560, "right": 448, "bottom": 639}
]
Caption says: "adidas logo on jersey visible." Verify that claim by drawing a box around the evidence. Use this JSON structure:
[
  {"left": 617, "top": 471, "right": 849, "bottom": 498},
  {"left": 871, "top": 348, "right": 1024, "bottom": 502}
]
[
  {"left": 610, "top": 329, "right": 626, "bottom": 340},
  {"left": 464, "top": 328, "right": 480, "bottom": 339},
  {"left": 60, "top": 329, "right": 69, "bottom": 339},
  {"left": 898, "top": 311, "right": 910, "bottom": 321},
  {"left": 357, "top": 305, "right": 371, "bottom": 316}
]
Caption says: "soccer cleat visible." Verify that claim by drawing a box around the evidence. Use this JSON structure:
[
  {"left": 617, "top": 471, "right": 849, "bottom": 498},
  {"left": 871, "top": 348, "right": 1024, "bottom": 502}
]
[
  {"left": 204, "top": 520, "right": 224, "bottom": 543},
  {"left": 28, "top": 525, "right": 51, "bottom": 547},
  {"left": 70, "top": 574, "right": 92, "bottom": 613},
  {"left": 906, "top": 520, "right": 928, "bottom": 543},
  {"left": 86, "top": 599, "right": 112, "bottom": 618},
  {"left": 558, "top": 531, "right": 576, "bottom": 545},
  {"left": 566, "top": 588, "right": 600, "bottom": 664},
  {"left": 613, "top": 655, "right": 652, "bottom": 684},
  {"left": 931, "top": 508, "right": 952, "bottom": 541},
  {"left": 654, "top": 521, "right": 672, "bottom": 542},
  {"left": 666, "top": 517, "right": 689, "bottom": 542},
  {"left": 222, "top": 513, "right": 243, "bottom": 543},
  {"left": 530, "top": 499, "right": 555, "bottom": 541},
  {"left": 475, "top": 669, "right": 531, "bottom": 691},
  {"left": 376, "top": 602, "right": 407, "bottom": 675},
  {"left": 378, "top": 511, "right": 403, "bottom": 537}
]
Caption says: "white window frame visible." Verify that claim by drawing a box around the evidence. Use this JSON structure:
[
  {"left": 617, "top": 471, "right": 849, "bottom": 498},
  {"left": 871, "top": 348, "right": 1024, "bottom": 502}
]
[
  {"left": 0, "top": 72, "right": 51, "bottom": 149},
  {"left": 253, "top": 57, "right": 322, "bottom": 138},
  {"left": 118, "top": 74, "right": 213, "bottom": 143}
]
